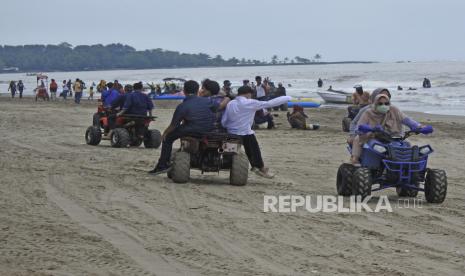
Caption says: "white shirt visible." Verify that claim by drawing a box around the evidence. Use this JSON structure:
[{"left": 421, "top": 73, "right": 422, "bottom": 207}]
[
  {"left": 221, "top": 95, "right": 292, "bottom": 135},
  {"left": 256, "top": 84, "right": 266, "bottom": 98}
]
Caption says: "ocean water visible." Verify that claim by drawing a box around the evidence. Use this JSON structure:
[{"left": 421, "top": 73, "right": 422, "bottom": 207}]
[{"left": 1, "top": 61, "right": 465, "bottom": 116}]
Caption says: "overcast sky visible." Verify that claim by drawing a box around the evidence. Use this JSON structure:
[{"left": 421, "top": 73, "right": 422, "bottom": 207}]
[{"left": 1, "top": 0, "right": 465, "bottom": 62}]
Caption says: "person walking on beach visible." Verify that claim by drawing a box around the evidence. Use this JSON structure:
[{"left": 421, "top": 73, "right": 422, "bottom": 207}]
[
  {"left": 67, "top": 79, "right": 72, "bottom": 97},
  {"left": 8, "top": 81, "right": 17, "bottom": 98},
  {"left": 73, "top": 78, "right": 83, "bottom": 104},
  {"left": 88, "top": 85, "right": 94, "bottom": 101},
  {"left": 317, "top": 78, "right": 323, "bottom": 88},
  {"left": 221, "top": 85, "right": 291, "bottom": 178},
  {"left": 49, "top": 79, "right": 58, "bottom": 101},
  {"left": 61, "top": 80, "right": 69, "bottom": 100},
  {"left": 17, "top": 80, "right": 25, "bottom": 99}
]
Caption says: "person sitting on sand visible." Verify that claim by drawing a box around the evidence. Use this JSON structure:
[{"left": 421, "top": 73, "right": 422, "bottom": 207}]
[
  {"left": 254, "top": 109, "right": 275, "bottom": 129},
  {"left": 149, "top": 80, "right": 218, "bottom": 175},
  {"left": 351, "top": 94, "right": 423, "bottom": 165},
  {"left": 221, "top": 85, "right": 291, "bottom": 178},
  {"left": 287, "top": 105, "right": 319, "bottom": 130}
]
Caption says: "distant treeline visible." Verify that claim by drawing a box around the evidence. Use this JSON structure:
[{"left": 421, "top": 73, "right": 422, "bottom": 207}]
[{"left": 0, "top": 42, "right": 373, "bottom": 72}]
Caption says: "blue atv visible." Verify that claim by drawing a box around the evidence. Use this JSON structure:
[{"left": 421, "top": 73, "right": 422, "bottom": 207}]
[{"left": 337, "top": 124, "right": 447, "bottom": 203}]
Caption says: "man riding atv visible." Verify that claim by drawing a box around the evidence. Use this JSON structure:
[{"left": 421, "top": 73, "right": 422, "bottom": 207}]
[
  {"left": 149, "top": 80, "right": 219, "bottom": 175},
  {"left": 86, "top": 82, "right": 161, "bottom": 148},
  {"left": 342, "top": 85, "right": 370, "bottom": 132}
]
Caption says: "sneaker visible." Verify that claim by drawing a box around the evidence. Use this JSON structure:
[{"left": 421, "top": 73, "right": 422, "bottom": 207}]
[{"left": 148, "top": 165, "right": 171, "bottom": 175}]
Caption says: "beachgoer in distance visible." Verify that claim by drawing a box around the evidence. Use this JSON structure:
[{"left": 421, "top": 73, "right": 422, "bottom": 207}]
[
  {"left": 351, "top": 94, "right": 423, "bottom": 165},
  {"left": 328, "top": 85, "right": 333, "bottom": 91},
  {"left": 254, "top": 76, "right": 267, "bottom": 100},
  {"left": 67, "top": 79, "right": 72, "bottom": 96},
  {"left": 397, "top": 85, "right": 403, "bottom": 91},
  {"left": 73, "top": 79, "right": 83, "bottom": 104},
  {"left": 221, "top": 80, "right": 233, "bottom": 98},
  {"left": 8, "top": 81, "right": 17, "bottom": 98},
  {"left": 317, "top": 78, "right": 323, "bottom": 88},
  {"left": 149, "top": 80, "right": 218, "bottom": 175},
  {"left": 422, "top": 77, "right": 431, "bottom": 88},
  {"left": 17, "top": 80, "right": 25, "bottom": 99},
  {"left": 88, "top": 86, "right": 94, "bottom": 101},
  {"left": 221, "top": 85, "right": 291, "bottom": 178},
  {"left": 50, "top": 79, "right": 58, "bottom": 101},
  {"left": 287, "top": 105, "right": 319, "bottom": 130},
  {"left": 61, "top": 80, "right": 69, "bottom": 100}
]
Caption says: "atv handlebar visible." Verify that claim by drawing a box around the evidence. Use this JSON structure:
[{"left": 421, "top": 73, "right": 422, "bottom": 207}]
[{"left": 357, "top": 124, "right": 433, "bottom": 140}]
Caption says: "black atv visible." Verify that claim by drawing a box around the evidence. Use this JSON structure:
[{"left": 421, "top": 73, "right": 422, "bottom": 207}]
[{"left": 168, "top": 132, "right": 249, "bottom": 185}]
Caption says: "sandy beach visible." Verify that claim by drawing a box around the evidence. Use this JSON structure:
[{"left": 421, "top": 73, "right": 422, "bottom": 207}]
[{"left": 1, "top": 96, "right": 464, "bottom": 275}]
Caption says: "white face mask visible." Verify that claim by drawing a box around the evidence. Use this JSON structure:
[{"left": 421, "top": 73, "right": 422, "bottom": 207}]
[{"left": 376, "top": 104, "right": 390, "bottom": 114}]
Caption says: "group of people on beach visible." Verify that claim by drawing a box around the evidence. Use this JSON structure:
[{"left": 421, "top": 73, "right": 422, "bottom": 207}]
[{"left": 94, "top": 76, "right": 307, "bottom": 178}]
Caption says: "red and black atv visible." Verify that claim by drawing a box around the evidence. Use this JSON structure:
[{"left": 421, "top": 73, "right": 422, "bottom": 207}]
[{"left": 85, "top": 102, "right": 161, "bottom": 148}]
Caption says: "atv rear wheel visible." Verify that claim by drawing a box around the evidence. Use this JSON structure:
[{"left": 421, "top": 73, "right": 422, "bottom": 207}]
[
  {"left": 396, "top": 184, "right": 419, "bottom": 198},
  {"left": 424, "top": 169, "right": 447, "bottom": 203},
  {"left": 110, "top": 128, "right": 130, "bottom": 148},
  {"left": 144, "top": 129, "right": 162, "bottom": 149},
  {"left": 342, "top": 117, "right": 351, "bottom": 132},
  {"left": 85, "top": 126, "right": 102, "bottom": 146},
  {"left": 336, "top": 163, "right": 354, "bottom": 196},
  {"left": 171, "top": 151, "right": 190, "bottom": 183},
  {"left": 352, "top": 167, "right": 372, "bottom": 199},
  {"left": 230, "top": 153, "right": 249, "bottom": 186}
]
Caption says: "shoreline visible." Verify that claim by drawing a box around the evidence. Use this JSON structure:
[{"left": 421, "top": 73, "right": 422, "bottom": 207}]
[{"left": 3, "top": 93, "right": 465, "bottom": 119}]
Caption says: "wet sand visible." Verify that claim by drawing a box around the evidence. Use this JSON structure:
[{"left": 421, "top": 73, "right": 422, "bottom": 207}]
[{"left": 0, "top": 97, "right": 464, "bottom": 275}]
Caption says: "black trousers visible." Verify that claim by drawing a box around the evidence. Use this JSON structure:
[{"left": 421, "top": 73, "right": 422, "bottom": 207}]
[
  {"left": 241, "top": 134, "right": 264, "bottom": 169},
  {"left": 157, "top": 127, "right": 191, "bottom": 168}
]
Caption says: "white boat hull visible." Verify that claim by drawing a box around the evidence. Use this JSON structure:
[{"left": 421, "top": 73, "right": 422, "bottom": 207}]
[{"left": 317, "top": 92, "right": 352, "bottom": 104}]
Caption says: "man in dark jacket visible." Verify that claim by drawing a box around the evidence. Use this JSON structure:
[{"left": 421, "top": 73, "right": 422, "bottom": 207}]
[{"left": 149, "top": 80, "right": 217, "bottom": 175}]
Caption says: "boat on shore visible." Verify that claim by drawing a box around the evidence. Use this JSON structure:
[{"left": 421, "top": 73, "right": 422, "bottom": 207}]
[{"left": 317, "top": 91, "right": 352, "bottom": 104}]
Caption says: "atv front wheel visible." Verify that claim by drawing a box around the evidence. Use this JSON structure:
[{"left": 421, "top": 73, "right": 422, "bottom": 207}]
[
  {"left": 110, "top": 128, "right": 130, "bottom": 148},
  {"left": 230, "top": 153, "right": 249, "bottom": 186},
  {"left": 85, "top": 126, "right": 102, "bottom": 146},
  {"left": 144, "top": 129, "right": 162, "bottom": 149},
  {"left": 424, "top": 169, "right": 447, "bottom": 203},
  {"left": 171, "top": 151, "right": 190, "bottom": 183},
  {"left": 342, "top": 117, "right": 351, "bottom": 132},
  {"left": 336, "top": 163, "right": 354, "bottom": 196},
  {"left": 352, "top": 167, "right": 372, "bottom": 199}
]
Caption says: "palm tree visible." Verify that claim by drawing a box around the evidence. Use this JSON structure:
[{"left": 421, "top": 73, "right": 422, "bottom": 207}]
[
  {"left": 314, "top": 54, "right": 322, "bottom": 62},
  {"left": 271, "top": 55, "right": 278, "bottom": 64}
]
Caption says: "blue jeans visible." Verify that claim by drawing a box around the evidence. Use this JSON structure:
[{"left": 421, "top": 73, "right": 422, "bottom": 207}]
[{"left": 75, "top": 92, "right": 82, "bottom": 104}]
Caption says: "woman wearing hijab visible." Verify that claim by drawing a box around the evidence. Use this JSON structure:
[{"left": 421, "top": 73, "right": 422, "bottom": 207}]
[{"left": 351, "top": 94, "right": 422, "bottom": 165}]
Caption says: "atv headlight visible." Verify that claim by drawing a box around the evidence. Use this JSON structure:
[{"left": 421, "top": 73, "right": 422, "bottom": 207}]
[
  {"left": 373, "top": 144, "right": 387, "bottom": 154},
  {"left": 419, "top": 145, "right": 433, "bottom": 155}
]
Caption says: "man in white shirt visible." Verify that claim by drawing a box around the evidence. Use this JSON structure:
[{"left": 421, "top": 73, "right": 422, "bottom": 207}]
[
  {"left": 221, "top": 86, "right": 291, "bottom": 178},
  {"left": 255, "top": 76, "right": 267, "bottom": 99}
]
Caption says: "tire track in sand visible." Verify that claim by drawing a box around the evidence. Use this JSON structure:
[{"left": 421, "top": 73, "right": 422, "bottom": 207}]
[
  {"left": 45, "top": 174, "right": 197, "bottom": 276},
  {"left": 169, "top": 184, "right": 298, "bottom": 276}
]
